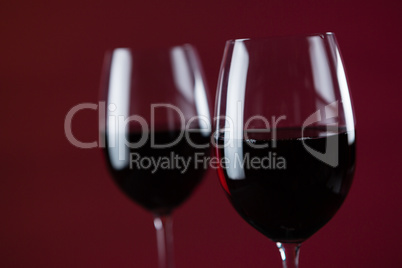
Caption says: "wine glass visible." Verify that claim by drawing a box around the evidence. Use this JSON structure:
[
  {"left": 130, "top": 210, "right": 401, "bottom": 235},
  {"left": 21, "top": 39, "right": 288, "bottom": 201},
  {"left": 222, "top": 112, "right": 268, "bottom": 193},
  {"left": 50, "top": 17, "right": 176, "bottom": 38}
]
[
  {"left": 99, "top": 44, "right": 211, "bottom": 268},
  {"left": 213, "top": 33, "right": 356, "bottom": 267}
]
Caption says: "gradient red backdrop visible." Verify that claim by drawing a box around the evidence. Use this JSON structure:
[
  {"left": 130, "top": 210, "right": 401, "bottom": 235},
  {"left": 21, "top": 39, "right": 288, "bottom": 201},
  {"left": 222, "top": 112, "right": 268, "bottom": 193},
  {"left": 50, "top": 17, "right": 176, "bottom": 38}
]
[{"left": 1, "top": 0, "right": 401, "bottom": 267}]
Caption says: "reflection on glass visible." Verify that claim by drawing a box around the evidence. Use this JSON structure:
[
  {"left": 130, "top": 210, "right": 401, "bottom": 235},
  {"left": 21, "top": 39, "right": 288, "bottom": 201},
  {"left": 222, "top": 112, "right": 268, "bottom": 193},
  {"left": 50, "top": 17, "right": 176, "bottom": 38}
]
[
  {"left": 107, "top": 48, "right": 132, "bottom": 170},
  {"left": 223, "top": 42, "right": 249, "bottom": 180}
]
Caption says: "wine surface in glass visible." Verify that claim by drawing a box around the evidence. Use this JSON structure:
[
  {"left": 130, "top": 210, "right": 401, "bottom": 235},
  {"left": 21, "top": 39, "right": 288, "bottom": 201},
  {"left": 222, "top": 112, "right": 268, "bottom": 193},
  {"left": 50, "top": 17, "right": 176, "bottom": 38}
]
[
  {"left": 104, "top": 130, "right": 210, "bottom": 215},
  {"left": 216, "top": 126, "right": 355, "bottom": 243}
]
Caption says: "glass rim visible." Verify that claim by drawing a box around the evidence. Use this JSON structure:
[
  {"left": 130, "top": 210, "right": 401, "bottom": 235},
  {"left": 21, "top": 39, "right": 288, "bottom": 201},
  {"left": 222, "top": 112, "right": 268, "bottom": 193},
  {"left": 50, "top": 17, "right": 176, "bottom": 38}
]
[
  {"left": 105, "top": 43, "right": 196, "bottom": 54},
  {"left": 225, "top": 32, "right": 335, "bottom": 44}
]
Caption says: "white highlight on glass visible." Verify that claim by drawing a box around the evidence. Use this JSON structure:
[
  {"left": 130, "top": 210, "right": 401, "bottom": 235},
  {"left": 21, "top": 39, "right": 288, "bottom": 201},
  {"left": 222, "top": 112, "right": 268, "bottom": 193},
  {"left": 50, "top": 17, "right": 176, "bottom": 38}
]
[
  {"left": 170, "top": 46, "right": 211, "bottom": 136},
  {"left": 309, "top": 36, "right": 335, "bottom": 106},
  {"left": 170, "top": 47, "right": 194, "bottom": 102},
  {"left": 335, "top": 48, "right": 356, "bottom": 144},
  {"left": 224, "top": 42, "right": 249, "bottom": 180},
  {"left": 107, "top": 48, "right": 132, "bottom": 170}
]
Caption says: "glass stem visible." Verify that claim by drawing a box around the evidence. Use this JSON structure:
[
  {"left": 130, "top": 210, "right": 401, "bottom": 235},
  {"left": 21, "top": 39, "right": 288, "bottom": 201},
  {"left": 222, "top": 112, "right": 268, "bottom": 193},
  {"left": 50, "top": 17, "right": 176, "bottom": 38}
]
[
  {"left": 153, "top": 214, "right": 175, "bottom": 268},
  {"left": 276, "top": 242, "right": 301, "bottom": 268}
]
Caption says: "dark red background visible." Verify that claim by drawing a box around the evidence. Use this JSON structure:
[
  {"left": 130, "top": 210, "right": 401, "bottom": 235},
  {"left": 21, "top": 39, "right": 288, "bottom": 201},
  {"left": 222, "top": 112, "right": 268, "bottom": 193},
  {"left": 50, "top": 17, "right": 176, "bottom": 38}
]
[{"left": 1, "top": 0, "right": 401, "bottom": 267}]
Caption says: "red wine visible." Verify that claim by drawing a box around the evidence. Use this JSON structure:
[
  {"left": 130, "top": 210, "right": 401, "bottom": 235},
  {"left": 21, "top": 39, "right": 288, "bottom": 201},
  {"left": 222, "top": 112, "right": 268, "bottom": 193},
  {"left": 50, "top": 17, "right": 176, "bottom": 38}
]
[
  {"left": 103, "top": 130, "right": 210, "bottom": 215},
  {"left": 215, "top": 127, "right": 355, "bottom": 243}
]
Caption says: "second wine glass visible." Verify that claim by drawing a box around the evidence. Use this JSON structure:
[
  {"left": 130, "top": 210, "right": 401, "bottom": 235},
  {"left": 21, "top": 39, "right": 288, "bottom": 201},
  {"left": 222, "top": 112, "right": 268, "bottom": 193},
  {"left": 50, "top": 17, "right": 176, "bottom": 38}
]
[
  {"left": 100, "top": 44, "right": 211, "bottom": 268},
  {"left": 214, "top": 33, "right": 356, "bottom": 267}
]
